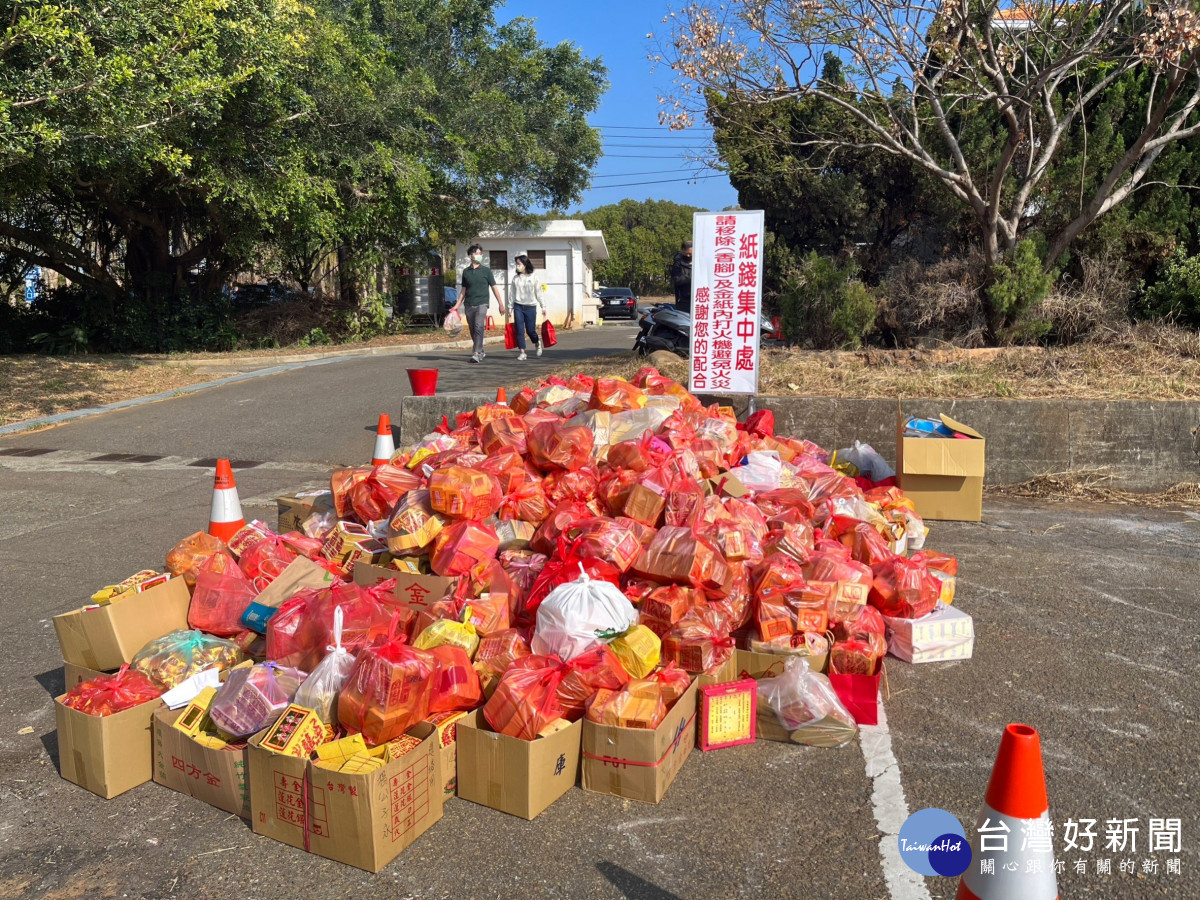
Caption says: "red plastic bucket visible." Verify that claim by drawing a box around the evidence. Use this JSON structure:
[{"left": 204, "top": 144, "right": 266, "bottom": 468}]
[{"left": 407, "top": 368, "right": 438, "bottom": 396}]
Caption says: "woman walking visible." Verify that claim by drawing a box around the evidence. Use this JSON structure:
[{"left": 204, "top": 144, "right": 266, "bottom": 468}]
[{"left": 509, "top": 254, "right": 546, "bottom": 360}]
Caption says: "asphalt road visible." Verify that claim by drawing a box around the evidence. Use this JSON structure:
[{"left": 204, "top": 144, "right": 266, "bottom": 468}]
[{"left": 1, "top": 323, "right": 1197, "bottom": 899}]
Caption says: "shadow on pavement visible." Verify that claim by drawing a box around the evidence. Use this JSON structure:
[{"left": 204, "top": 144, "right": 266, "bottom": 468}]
[
  {"left": 596, "top": 861, "right": 685, "bottom": 900},
  {"left": 35, "top": 666, "right": 65, "bottom": 698}
]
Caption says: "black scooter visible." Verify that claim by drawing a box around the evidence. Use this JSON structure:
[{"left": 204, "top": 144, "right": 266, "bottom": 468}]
[{"left": 633, "top": 303, "right": 778, "bottom": 357}]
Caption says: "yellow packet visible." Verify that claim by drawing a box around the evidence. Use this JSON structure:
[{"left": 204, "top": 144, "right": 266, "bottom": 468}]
[
  {"left": 413, "top": 615, "right": 479, "bottom": 658},
  {"left": 610, "top": 625, "right": 661, "bottom": 679}
]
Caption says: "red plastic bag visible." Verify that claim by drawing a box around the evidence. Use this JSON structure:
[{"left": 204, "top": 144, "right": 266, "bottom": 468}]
[
  {"left": 330, "top": 467, "right": 372, "bottom": 518},
  {"left": 632, "top": 526, "right": 732, "bottom": 594},
  {"left": 427, "top": 645, "right": 484, "bottom": 714},
  {"left": 598, "top": 467, "right": 640, "bottom": 517},
  {"left": 165, "top": 531, "right": 228, "bottom": 588},
  {"left": 528, "top": 420, "right": 594, "bottom": 472},
  {"left": 504, "top": 321, "right": 517, "bottom": 350},
  {"left": 644, "top": 661, "right": 692, "bottom": 705},
  {"left": 477, "top": 447, "right": 530, "bottom": 495},
  {"left": 338, "top": 614, "right": 436, "bottom": 746},
  {"left": 500, "top": 481, "right": 551, "bottom": 524},
  {"left": 588, "top": 378, "right": 645, "bottom": 414},
  {"left": 826, "top": 515, "right": 895, "bottom": 567},
  {"left": 531, "top": 501, "right": 592, "bottom": 555},
  {"left": 542, "top": 463, "right": 600, "bottom": 507},
  {"left": 351, "top": 464, "right": 423, "bottom": 523},
  {"left": 762, "top": 522, "right": 816, "bottom": 566},
  {"left": 481, "top": 416, "right": 529, "bottom": 456},
  {"left": 473, "top": 629, "right": 533, "bottom": 698},
  {"left": 238, "top": 537, "right": 297, "bottom": 588},
  {"left": 661, "top": 607, "right": 734, "bottom": 674},
  {"left": 61, "top": 664, "right": 163, "bottom": 716},
  {"left": 745, "top": 409, "right": 775, "bottom": 438},
  {"left": 564, "top": 517, "right": 643, "bottom": 573},
  {"left": 556, "top": 643, "right": 631, "bottom": 721},
  {"left": 869, "top": 556, "right": 940, "bottom": 619},
  {"left": 753, "top": 582, "right": 830, "bottom": 642},
  {"left": 522, "top": 537, "right": 622, "bottom": 627},
  {"left": 499, "top": 549, "right": 548, "bottom": 602},
  {"left": 188, "top": 552, "right": 259, "bottom": 637},
  {"left": 483, "top": 653, "right": 565, "bottom": 739},
  {"left": 430, "top": 521, "right": 499, "bottom": 577},
  {"left": 428, "top": 467, "right": 503, "bottom": 520}
]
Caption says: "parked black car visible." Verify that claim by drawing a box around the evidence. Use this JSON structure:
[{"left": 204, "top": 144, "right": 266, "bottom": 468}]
[{"left": 597, "top": 286, "right": 639, "bottom": 320}]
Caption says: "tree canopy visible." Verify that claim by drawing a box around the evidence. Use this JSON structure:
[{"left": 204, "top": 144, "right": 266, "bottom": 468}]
[
  {"left": 0, "top": 0, "right": 605, "bottom": 347},
  {"left": 580, "top": 198, "right": 702, "bottom": 294}
]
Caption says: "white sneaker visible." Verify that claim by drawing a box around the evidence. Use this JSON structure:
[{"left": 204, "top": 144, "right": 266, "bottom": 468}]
[
  {"left": 479, "top": 350, "right": 486, "bottom": 360},
  {"left": 518, "top": 351, "right": 527, "bottom": 360},
  {"left": 536, "top": 343, "right": 543, "bottom": 357},
  {"left": 469, "top": 353, "right": 481, "bottom": 363}
]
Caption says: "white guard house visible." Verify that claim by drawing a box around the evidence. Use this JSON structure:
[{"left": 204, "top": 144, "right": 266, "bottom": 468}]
[{"left": 455, "top": 220, "right": 608, "bottom": 327}]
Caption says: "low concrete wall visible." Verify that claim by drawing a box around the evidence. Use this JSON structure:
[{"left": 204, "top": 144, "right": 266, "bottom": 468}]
[{"left": 399, "top": 394, "right": 1200, "bottom": 491}]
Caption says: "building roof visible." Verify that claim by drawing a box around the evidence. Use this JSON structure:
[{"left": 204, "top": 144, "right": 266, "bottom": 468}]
[{"left": 471, "top": 219, "right": 609, "bottom": 261}]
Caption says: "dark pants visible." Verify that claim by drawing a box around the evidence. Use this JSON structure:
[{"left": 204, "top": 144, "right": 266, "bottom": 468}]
[
  {"left": 513, "top": 304, "right": 539, "bottom": 350},
  {"left": 465, "top": 304, "right": 487, "bottom": 356}
]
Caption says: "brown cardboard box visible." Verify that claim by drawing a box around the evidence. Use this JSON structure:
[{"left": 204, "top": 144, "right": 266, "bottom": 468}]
[
  {"left": 896, "top": 407, "right": 986, "bottom": 522},
  {"left": 455, "top": 711, "right": 581, "bottom": 820},
  {"left": 54, "top": 696, "right": 162, "bottom": 798},
  {"left": 735, "top": 646, "right": 828, "bottom": 680},
  {"left": 351, "top": 564, "right": 453, "bottom": 616},
  {"left": 53, "top": 577, "right": 191, "bottom": 671},
  {"left": 62, "top": 662, "right": 107, "bottom": 689},
  {"left": 581, "top": 680, "right": 698, "bottom": 804},
  {"left": 425, "top": 711, "right": 467, "bottom": 798},
  {"left": 152, "top": 706, "right": 249, "bottom": 817},
  {"left": 248, "top": 722, "right": 442, "bottom": 872},
  {"left": 276, "top": 491, "right": 333, "bottom": 534}
]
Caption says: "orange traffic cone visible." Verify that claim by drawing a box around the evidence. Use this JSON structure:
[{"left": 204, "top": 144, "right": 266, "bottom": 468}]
[
  {"left": 495, "top": 387, "right": 507, "bottom": 405},
  {"left": 208, "top": 459, "right": 245, "bottom": 543},
  {"left": 372, "top": 413, "right": 395, "bottom": 466},
  {"left": 957, "top": 724, "right": 1058, "bottom": 899}
]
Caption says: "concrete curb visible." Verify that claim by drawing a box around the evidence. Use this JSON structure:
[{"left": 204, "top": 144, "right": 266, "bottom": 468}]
[
  {"left": 398, "top": 394, "right": 1200, "bottom": 492},
  {"left": 158, "top": 334, "right": 508, "bottom": 369}
]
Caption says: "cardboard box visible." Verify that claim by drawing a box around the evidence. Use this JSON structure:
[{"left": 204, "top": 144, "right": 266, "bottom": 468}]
[
  {"left": 55, "top": 696, "right": 162, "bottom": 798},
  {"left": 352, "top": 564, "right": 453, "bottom": 616},
  {"left": 152, "top": 706, "right": 249, "bottom": 817},
  {"left": 581, "top": 680, "right": 698, "bottom": 804},
  {"left": 426, "top": 711, "right": 467, "bottom": 798},
  {"left": 456, "top": 711, "right": 581, "bottom": 820},
  {"left": 276, "top": 491, "right": 333, "bottom": 534},
  {"left": 53, "top": 577, "right": 191, "bottom": 671},
  {"left": 884, "top": 602, "right": 975, "bottom": 663},
  {"left": 62, "top": 662, "right": 107, "bottom": 690},
  {"left": 248, "top": 722, "right": 442, "bottom": 872},
  {"left": 896, "top": 408, "right": 986, "bottom": 522},
  {"left": 735, "top": 646, "right": 828, "bottom": 680},
  {"left": 696, "top": 652, "right": 737, "bottom": 688},
  {"left": 698, "top": 679, "right": 756, "bottom": 750}
]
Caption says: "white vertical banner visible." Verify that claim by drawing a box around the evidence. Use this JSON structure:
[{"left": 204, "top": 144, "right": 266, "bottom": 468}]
[{"left": 688, "top": 210, "right": 765, "bottom": 396}]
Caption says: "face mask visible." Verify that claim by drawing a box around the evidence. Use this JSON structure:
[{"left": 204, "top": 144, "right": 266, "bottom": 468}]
[{"left": 471, "top": 253, "right": 482, "bottom": 263}]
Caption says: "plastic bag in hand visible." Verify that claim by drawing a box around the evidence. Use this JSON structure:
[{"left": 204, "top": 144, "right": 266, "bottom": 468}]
[
  {"left": 757, "top": 657, "right": 855, "bottom": 741},
  {"left": 338, "top": 614, "right": 435, "bottom": 746},
  {"left": 61, "top": 664, "right": 163, "bottom": 716},
  {"left": 293, "top": 605, "right": 356, "bottom": 725},
  {"left": 531, "top": 570, "right": 637, "bottom": 661},
  {"left": 210, "top": 662, "right": 307, "bottom": 738},
  {"left": 444, "top": 308, "right": 464, "bottom": 336},
  {"left": 483, "top": 654, "right": 566, "bottom": 740},
  {"left": 188, "top": 552, "right": 259, "bottom": 637}
]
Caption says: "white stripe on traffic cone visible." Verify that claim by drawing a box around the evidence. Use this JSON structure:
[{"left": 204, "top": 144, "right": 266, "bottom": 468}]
[
  {"left": 372, "top": 414, "right": 395, "bottom": 466},
  {"left": 208, "top": 458, "right": 245, "bottom": 543}
]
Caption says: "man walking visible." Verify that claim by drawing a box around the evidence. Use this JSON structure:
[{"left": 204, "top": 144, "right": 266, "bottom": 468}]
[
  {"left": 452, "top": 243, "right": 507, "bottom": 362},
  {"left": 671, "top": 239, "right": 693, "bottom": 313}
]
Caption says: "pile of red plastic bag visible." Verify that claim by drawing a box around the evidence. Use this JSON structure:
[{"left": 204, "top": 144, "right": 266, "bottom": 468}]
[{"left": 66, "top": 367, "right": 959, "bottom": 749}]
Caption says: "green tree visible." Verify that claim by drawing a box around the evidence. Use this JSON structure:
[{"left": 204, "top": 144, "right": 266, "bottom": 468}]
[
  {"left": 580, "top": 199, "right": 701, "bottom": 294},
  {"left": 0, "top": 0, "right": 605, "bottom": 348}
]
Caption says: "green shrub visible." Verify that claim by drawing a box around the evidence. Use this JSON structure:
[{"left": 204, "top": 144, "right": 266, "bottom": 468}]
[
  {"left": 1137, "top": 246, "right": 1200, "bottom": 327},
  {"left": 776, "top": 250, "right": 878, "bottom": 349},
  {"left": 987, "top": 239, "right": 1054, "bottom": 328}
]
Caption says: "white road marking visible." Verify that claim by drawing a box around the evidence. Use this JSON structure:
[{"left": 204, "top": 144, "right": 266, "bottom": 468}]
[
  {"left": 860, "top": 699, "right": 932, "bottom": 900},
  {"left": 0, "top": 448, "right": 331, "bottom": 477}
]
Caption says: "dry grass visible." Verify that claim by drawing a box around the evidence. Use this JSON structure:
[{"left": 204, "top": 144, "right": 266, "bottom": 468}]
[
  {"left": 551, "top": 323, "right": 1200, "bottom": 401},
  {"left": 988, "top": 468, "right": 1200, "bottom": 509},
  {"left": 0, "top": 356, "right": 206, "bottom": 427}
]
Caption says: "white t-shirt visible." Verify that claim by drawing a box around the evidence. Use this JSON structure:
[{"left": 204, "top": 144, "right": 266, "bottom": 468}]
[{"left": 510, "top": 273, "right": 544, "bottom": 307}]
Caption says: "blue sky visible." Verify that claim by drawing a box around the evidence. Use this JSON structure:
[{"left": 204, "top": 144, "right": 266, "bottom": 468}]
[{"left": 496, "top": 1, "right": 740, "bottom": 213}]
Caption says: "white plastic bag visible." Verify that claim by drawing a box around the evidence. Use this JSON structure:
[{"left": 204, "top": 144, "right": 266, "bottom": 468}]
[
  {"left": 608, "top": 407, "right": 672, "bottom": 444},
  {"left": 728, "top": 450, "right": 783, "bottom": 492},
  {"left": 531, "top": 569, "right": 638, "bottom": 661},
  {"left": 444, "top": 308, "right": 464, "bottom": 336},
  {"left": 294, "top": 605, "right": 356, "bottom": 725},
  {"left": 835, "top": 440, "right": 895, "bottom": 481},
  {"left": 757, "top": 657, "right": 855, "bottom": 738}
]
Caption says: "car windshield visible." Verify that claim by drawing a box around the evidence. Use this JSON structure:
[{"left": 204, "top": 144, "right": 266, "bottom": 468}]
[{"left": 599, "top": 289, "right": 634, "bottom": 298}]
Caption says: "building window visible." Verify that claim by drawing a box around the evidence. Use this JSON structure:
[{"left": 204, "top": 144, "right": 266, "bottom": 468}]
[
  {"left": 489, "top": 250, "right": 508, "bottom": 271},
  {"left": 526, "top": 250, "right": 546, "bottom": 270}
]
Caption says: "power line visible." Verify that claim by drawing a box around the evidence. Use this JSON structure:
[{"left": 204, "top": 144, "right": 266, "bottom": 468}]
[
  {"left": 603, "top": 143, "right": 712, "bottom": 150},
  {"left": 602, "top": 153, "right": 713, "bottom": 159},
  {"left": 589, "top": 174, "right": 726, "bottom": 189},
  {"left": 592, "top": 168, "right": 709, "bottom": 178},
  {"left": 594, "top": 124, "right": 713, "bottom": 131}
]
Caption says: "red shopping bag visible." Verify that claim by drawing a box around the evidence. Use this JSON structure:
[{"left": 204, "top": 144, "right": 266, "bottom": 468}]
[
  {"left": 505, "top": 321, "right": 517, "bottom": 350},
  {"left": 827, "top": 666, "right": 883, "bottom": 726},
  {"left": 541, "top": 320, "right": 557, "bottom": 347}
]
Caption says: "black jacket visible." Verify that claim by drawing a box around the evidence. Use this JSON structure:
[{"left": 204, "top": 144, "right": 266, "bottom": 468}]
[{"left": 671, "top": 252, "right": 692, "bottom": 311}]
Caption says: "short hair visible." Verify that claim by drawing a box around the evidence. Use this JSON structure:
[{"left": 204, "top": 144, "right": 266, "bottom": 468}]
[
  {"left": 682, "top": 240, "right": 693, "bottom": 249},
  {"left": 467, "top": 243, "right": 483, "bottom": 255}
]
